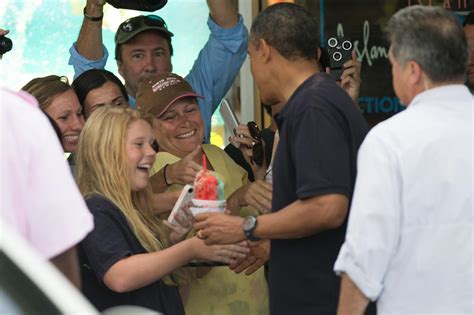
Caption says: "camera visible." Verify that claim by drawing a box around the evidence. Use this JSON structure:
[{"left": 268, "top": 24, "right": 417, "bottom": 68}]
[
  {"left": 0, "top": 35, "right": 13, "bottom": 55},
  {"left": 327, "top": 36, "right": 352, "bottom": 80},
  {"left": 107, "top": 0, "right": 167, "bottom": 11}
]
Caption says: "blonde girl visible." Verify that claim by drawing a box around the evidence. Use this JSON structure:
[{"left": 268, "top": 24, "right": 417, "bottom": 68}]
[{"left": 76, "top": 107, "right": 247, "bottom": 313}]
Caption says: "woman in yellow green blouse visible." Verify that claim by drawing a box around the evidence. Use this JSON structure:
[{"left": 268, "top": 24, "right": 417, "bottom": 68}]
[{"left": 136, "top": 73, "right": 269, "bottom": 315}]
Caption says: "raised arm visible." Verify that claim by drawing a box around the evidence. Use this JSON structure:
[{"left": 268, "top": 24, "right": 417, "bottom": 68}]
[
  {"left": 69, "top": 0, "right": 108, "bottom": 78},
  {"left": 103, "top": 237, "right": 248, "bottom": 292},
  {"left": 185, "top": 0, "right": 248, "bottom": 142},
  {"left": 207, "top": 0, "right": 238, "bottom": 28},
  {"left": 76, "top": 0, "right": 106, "bottom": 60}
]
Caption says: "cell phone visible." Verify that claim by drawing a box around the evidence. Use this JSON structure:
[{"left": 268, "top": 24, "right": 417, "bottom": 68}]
[
  {"left": 327, "top": 36, "right": 352, "bottom": 80},
  {"left": 167, "top": 185, "right": 194, "bottom": 224},
  {"left": 219, "top": 98, "right": 240, "bottom": 135}
]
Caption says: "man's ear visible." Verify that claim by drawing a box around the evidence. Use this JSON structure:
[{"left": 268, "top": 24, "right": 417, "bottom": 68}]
[
  {"left": 407, "top": 60, "right": 423, "bottom": 85},
  {"left": 316, "top": 47, "right": 321, "bottom": 61},
  {"left": 259, "top": 38, "right": 271, "bottom": 63},
  {"left": 117, "top": 60, "right": 124, "bottom": 78}
]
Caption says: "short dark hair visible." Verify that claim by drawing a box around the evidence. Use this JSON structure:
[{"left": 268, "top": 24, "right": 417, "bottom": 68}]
[
  {"left": 319, "top": 46, "right": 330, "bottom": 70},
  {"left": 464, "top": 11, "right": 474, "bottom": 27},
  {"left": 250, "top": 3, "right": 319, "bottom": 61},
  {"left": 115, "top": 31, "right": 173, "bottom": 63},
  {"left": 386, "top": 5, "right": 468, "bottom": 83},
  {"left": 72, "top": 69, "right": 129, "bottom": 106}
]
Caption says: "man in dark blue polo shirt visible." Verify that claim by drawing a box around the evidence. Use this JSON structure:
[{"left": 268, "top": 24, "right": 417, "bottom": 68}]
[{"left": 194, "top": 3, "right": 369, "bottom": 314}]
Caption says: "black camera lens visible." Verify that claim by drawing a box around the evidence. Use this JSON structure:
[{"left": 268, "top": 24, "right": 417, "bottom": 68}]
[
  {"left": 0, "top": 36, "right": 13, "bottom": 55},
  {"left": 327, "top": 37, "right": 338, "bottom": 48},
  {"left": 342, "top": 40, "right": 352, "bottom": 51},
  {"left": 332, "top": 51, "right": 342, "bottom": 62}
]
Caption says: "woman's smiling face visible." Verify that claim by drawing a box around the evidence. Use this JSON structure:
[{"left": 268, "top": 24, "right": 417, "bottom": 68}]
[
  {"left": 154, "top": 97, "right": 203, "bottom": 158},
  {"left": 45, "top": 89, "right": 84, "bottom": 153}
]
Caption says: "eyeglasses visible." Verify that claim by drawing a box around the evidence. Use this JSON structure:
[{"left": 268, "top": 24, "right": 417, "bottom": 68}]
[
  {"left": 119, "top": 15, "right": 169, "bottom": 33},
  {"left": 247, "top": 121, "right": 264, "bottom": 167}
]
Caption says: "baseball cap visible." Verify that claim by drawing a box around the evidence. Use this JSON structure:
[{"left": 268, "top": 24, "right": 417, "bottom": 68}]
[
  {"left": 115, "top": 15, "right": 174, "bottom": 45},
  {"left": 136, "top": 73, "right": 204, "bottom": 117}
]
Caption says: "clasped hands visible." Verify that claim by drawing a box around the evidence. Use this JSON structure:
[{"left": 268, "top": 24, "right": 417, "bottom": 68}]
[{"left": 193, "top": 212, "right": 269, "bottom": 275}]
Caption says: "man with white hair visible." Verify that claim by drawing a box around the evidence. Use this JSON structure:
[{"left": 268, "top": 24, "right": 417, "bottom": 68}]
[{"left": 334, "top": 6, "right": 473, "bottom": 315}]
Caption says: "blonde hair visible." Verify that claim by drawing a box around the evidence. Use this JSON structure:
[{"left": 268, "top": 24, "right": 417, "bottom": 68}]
[
  {"left": 21, "top": 75, "right": 72, "bottom": 111},
  {"left": 76, "top": 106, "right": 178, "bottom": 284}
]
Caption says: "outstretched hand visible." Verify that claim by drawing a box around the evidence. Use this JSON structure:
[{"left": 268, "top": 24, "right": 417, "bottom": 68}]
[
  {"left": 163, "top": 204, "right": 194, "bottom": 244},
  {"left": 167, "top": 145, "right": 203, "bottom": 185},
  {"left": 197, "top": 240, "right": 249, "bottom": 265},
  {"left": 194, "top": 212, "right": 245, "bottom": 245},
  {"left": 240, "top": 180, "right": 272, "bottom": 214},
  {"left": 229, "top": 240, "right": 270, "bottom": 275},
  {"left": 230, "top": 124, "right": 267, "bottom": 180}
]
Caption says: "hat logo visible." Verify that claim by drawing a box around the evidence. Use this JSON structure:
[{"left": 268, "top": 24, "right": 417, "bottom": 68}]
[
  {"left": 152, "top": 77, "right": 181, "bottom": 93},
  {"left": 123, "top": 22, "right": 133, "bottom": 32}
]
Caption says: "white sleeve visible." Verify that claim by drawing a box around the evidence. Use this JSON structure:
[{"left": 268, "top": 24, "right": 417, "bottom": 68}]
[
  {"left": 1, "top": 90, "right": 93, "bottom": 260},
  {"left": 334, "top": 129, "right": 401, "bottom": 301},
  {"left": 28, "top": 116, "right": 93, "bottom": 258},
  {"left": 26, "top": 112, "right": 94, "bottom": 259}
]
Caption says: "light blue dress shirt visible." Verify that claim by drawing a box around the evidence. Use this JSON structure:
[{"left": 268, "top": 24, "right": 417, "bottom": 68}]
[{"left": 68, "top": 15, "right": 248, "bottom": 143}]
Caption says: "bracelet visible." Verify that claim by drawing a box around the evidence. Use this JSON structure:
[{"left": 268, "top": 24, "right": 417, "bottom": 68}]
[
  {"left": 83, "top": 7, "right": 103, "bottom": 22},
  {"left": 163, "top": 164, "right": 171, "bottom": 186}
]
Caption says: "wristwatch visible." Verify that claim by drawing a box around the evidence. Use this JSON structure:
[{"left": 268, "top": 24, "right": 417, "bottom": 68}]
[{"left": 242, "top": 216, "right": 260, "bottom": 241}]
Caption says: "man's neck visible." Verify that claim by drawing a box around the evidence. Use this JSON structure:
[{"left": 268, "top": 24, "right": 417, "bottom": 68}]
[
  {"left": 274, "top": 59, "right": 320, "bottom": 103},
  {"left": 125, "top": 84, "right": 136, "bottom": 99}
]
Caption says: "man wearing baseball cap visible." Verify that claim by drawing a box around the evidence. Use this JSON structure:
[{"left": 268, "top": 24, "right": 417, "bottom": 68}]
[{"left": 68, "top": 0, "right": 247, "bottom": 143}]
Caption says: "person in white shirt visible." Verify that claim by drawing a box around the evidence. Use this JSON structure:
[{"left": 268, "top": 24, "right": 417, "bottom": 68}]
[
  {"left": 334, "top": 5, "right": 473, "bottom": 315},
  {"left": 0, "top": 88, "right": 94, "bottom": 288}
]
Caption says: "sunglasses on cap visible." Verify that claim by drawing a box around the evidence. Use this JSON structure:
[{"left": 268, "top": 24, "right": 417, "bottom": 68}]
[
  {"left": 120, "top": 15, "right": 168, "bottom": 32},
  {"left": 116, "top": 14, "right": 174, "bottom": 43},
  {"left": 247, "top": 121, "right": 264, "bottom": 167}
]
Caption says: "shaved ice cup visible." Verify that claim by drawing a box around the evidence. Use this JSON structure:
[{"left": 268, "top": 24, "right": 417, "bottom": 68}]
[{"left": 190, "top": 199, "right": 225, "bottom": 216}]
